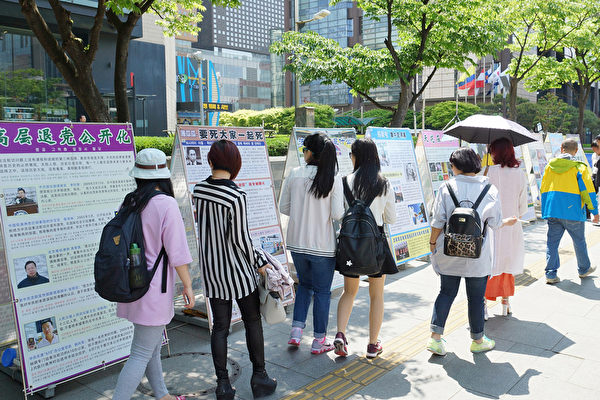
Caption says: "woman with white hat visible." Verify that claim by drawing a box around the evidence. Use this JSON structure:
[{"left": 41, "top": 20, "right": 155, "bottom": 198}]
[{"left": 113, "top": 148, "right": 194, "bottom": 400}]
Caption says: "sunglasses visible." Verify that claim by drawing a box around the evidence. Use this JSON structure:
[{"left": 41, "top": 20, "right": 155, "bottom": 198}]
[
  {"left": 348, "top": 152, "right": 353, "bottom": 159},
  {"left": 301, "top": 147, "right": 308, "bottom": 153}
]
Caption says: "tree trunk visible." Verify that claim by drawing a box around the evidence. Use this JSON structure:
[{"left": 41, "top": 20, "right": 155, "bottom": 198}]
[
  {"left": 508, "top": 77, "right": 519, "bottom": 122},
  {"left": 19, "top": 0, "right": 110, "bottom": 122},
  {"left": 576, "top": 86, "right": 591, "bottom": 144},
  {"left": 113, "top": 19, "right": 139, "bottom": 124},
  {"left": 390, "top": 81, "right": 412, "bottom": 127}
]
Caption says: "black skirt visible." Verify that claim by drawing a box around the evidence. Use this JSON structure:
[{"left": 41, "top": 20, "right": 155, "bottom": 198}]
[{"left": 340, "top": 226, "right": 399, "bottom": 278}]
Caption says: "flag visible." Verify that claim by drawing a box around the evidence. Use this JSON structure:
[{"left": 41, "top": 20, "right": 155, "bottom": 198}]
[
  {"left": 485, "top": 66, "right": 493, "bottom": 83},
  {"left": 475, "top": 68, "right": 486, "bottom": 88},
  {"left": 456, "top": 65, "right": 476, "bottom": 88}
]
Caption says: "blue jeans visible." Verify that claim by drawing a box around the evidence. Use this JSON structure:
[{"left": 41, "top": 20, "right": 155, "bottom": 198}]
[
  {"left": 290, "top": 252, "right": 336, "bottom": 338},
  {"left": 545, "top": 217, "right": 591, "bottom": 279},
  {"left": 431, "top": 275, "right": 488, "bottom": 340}
]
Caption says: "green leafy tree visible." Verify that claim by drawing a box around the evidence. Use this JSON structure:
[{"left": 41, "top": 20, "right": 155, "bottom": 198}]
[
  {"left": 521, "top": 2, "right": 600, "bottom": 143},
  {"left": 424, "top": 101, "right": 480, "bottom": 130},
  {"left": 271, "top": 0, "right": 507, "bottom": 127},
  {"left": 502, "top": 0, "right": 594, "bottom": 122},
  {"left": 535, "top": 93, "right": 576, "bottom": 134},
  {"left": 18, "top": 0, "right": 236, "bottom": 122}
]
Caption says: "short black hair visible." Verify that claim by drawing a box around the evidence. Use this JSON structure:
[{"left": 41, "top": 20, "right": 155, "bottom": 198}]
[
  {"left": 17, "top": 187, "right": 25, "bottom": 192},
  {"left": 592, "top": 142, "right": 599, "bottom": 148},
  {"left": 24, "top": 260, "right": 36, "bottom": 269},
  {"left": 449, "top": 148, "right": 482, "bottom": 174}
]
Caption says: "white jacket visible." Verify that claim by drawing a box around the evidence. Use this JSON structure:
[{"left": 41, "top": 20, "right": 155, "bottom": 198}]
[{"left": 279, "top": 165, "right": 344, "bottom": 257}]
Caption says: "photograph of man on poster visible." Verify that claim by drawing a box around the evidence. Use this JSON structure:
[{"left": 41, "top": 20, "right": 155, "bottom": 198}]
[
  {"left": 14, "top": 255, "right": 50, "bottom": 289},
  {"left": 17, "top": 260, "right": 49, "bottom": 288},
  {"left": 186, "top": 147, "right": 202, "bottom": 165},
  {"left": 35, "top": 319, "right": 59, "bottom": 349}
]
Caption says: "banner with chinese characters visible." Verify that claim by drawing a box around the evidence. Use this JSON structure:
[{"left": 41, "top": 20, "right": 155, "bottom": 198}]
[
  {"left": 415, "top": 130, "right": 459, "bottom": 213},
  {"left": 282, "top": 128, "right": 356, "bottom": 290},
  {"left": 173, "top": 126, "right": 292, "bottom": 325},
  {"left": 0, "top": 122, "right": 136, "bottom": 394},
  {"left": 367, "top": 127, "right": 431, "bottom": 264}
]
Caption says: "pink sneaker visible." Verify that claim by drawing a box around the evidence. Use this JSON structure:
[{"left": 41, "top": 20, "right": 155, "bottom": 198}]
[
  {"left": 288, "top": 327, "right": 302, "bottom": 347},
  {"left": 311, "top": 337, "right": 335, "bottom": 354},
  {"left": 366, "top": 340, "right": 383, "bottom": 359}
]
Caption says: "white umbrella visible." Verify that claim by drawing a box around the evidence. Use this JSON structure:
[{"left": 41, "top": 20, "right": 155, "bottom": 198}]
[{"left": 443, "top": 114, "right": 537, "bottom": 146}]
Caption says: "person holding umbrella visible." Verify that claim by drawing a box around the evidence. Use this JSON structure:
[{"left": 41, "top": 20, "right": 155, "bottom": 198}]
[{"left": 484, "top": 138, "right": 529, "bottom": 316}]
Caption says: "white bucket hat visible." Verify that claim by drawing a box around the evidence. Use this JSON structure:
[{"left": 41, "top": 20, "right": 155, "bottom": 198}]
[{"left": 129, "top": 148, "right": 171, "bottom": 179}]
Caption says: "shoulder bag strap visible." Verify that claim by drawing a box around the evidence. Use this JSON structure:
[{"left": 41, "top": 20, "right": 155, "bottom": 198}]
[
  {"left": 342, "top": 176, "right": 355, "bottom": 204},
  {"left": 472, "top": 183, "right": 492, "bottom": 211},
  {"left": 155, "top": 247, "right": 168, "bottom": 293},
  {"left": 445, "top": 182, "right": 460, "bottom": 207}
]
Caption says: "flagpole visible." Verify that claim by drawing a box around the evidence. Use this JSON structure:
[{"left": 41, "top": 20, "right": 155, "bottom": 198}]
[{"left": 482, "top": 58, "right": 486, "bottom": 104}]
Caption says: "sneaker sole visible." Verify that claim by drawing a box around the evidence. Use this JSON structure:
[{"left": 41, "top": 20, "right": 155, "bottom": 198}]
[
  {"left": 288, "top": 339, "right": 301, "bottom": 347},
  {"left": 471, "top": 346, "right": 495, "bottom": 353},
  {"left": 333, "top": 339, "right": 348, "bottom": 357},
  {"left": 546, "top": 278, "right": 560, "bottom": 284},
  {"left": 427, "top": 348, "right": 446, "bottom": 356},
  {"left": 579, "top": 267, "right": 596, "bottom": 278},
  {"left": 311, "top": 345, "right": 334, "bottom": 354},
  {"left": 366, "top": 349, "right": 382, "bottom": 359}
]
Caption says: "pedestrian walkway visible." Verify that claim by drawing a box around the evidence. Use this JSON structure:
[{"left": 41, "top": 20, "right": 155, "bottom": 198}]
[{"left": 1, "top": 219, "right": 599, "bottom": 399}]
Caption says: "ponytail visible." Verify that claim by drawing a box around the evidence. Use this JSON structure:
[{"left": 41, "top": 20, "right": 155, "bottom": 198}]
[{"left": 304, "top": 133, "right": 338, "bottom": 198}]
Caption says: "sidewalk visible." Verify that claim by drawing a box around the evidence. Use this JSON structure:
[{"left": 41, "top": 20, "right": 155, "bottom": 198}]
[{"left": 2, "top": 219, "right": 599, "bottom": 399}]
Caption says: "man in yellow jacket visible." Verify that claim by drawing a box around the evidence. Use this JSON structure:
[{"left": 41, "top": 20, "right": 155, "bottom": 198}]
[{"left": 541, "top": 139, "right": 598, "bottom": 284}]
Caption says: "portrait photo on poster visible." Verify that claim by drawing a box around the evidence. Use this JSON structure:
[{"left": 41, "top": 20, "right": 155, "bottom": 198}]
[
  {"left": 185, "top": 146, "right": 202, "bottom": 165},
  {"left": 24, "top": 316, "right": 59, "bottom": 351},
  {"left": 3, "top": 187, "right": 39, "bottom": 216},
  {"left": 14, "top": 254, "right": 50, "bottom": 289}
]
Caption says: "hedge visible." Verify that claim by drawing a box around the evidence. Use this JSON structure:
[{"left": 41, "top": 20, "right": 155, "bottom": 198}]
[{"left": 134, "top": 134, "right": 290, "bottom": 157}]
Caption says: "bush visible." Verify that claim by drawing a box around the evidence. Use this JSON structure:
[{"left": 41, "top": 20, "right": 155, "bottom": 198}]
[
  {"left": 134, "top": 135, "right": 174, "bottom": 156},
  {"left": 266, "top": 135, "right": 290, "bottom": 156},
  {"left": 425, "top": 101, "right": 480, "bottom": 129}
]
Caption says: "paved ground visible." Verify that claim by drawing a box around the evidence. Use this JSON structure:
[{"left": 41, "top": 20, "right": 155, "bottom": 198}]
[{"left": 2, "top": 218, "right": 600, "bottom": 399}]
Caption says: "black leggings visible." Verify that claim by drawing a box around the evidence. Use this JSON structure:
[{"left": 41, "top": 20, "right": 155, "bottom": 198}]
[{"left": 209, "top": 290, "right": 265, "bottom": 380}]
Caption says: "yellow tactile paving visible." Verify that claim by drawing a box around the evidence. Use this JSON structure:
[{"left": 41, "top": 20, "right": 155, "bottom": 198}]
[{"left": 281, "top": 226, "right": 600, "bottom": 399}]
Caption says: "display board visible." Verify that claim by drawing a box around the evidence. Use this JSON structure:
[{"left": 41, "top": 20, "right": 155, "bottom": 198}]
[
  {"left": 416, "top": 130, "right": 459, "bottom": 213},
  {"left": 366, "top": 127, "right": 432, "bottom": 264},
  {"left": 0, "top": 122, "right": 136, "bottom": 394},
  {"left": 565, "top": 134, "right": 591, "bottom": 168},
  {"left": 281, "top": 128, "right": 356, "bottom": 290},
  {"left": 522, "top": 140, "right": 549, "bottom": 201},
  {"left": 514, "top": 146, "right": 537, "bottom": 221},
  {"left": 545, "top": 132, "right": 564, "bottom": 158},
  {"left": 173, "top": 126, "right": 292, "bottom": 324}
]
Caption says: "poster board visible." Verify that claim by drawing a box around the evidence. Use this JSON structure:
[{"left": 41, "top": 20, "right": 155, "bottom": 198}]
[
  {"left": 565, "top": 134, "right": 591, "bottom": 168},
  {"left": 416, "top": 130, "right": 459, "bottom": 213},
  {"left": 545, "top": 132, "right": 564, "bottom": 158},
  {"left": 173, "top": 126, "right": 292, "bottom": 324},
  {"left": 366, "top": 127, "right": 432, "bottom": 264},
  {"left": 0, "top": 122, "right": 137, "bottom": 394},
  {"left": 281, "top": 128, "right": 356, "bottom": 290},
  {"left": 522, "top": 140, "right": 549, "bottom": 202},
  {"left": 514, "top": 146, "right": 537, "bottom": 221}
]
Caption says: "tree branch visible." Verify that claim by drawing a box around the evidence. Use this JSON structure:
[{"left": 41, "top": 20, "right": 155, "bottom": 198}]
[
  {"left": 87, "top": 0, "right": 106, "bottom": 62},
  {"left": 409, "top": 66, "right": 437, "bottom": 107},
  {"left": 346, "top": 81, "right": 395, "bottom": 111},
  {"left": 106, "top": 9, "right": 124, "bottom": 30}
]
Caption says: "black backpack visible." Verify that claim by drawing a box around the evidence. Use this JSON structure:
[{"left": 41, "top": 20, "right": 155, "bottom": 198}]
[
  {"left": 336, "top": 177, "right": 385, "bottom": 276},
  {"left": 443, "top": 182, "right": 491, "bottom": 259},
  {"left": 94, "top": 191, "right": 168, "bottom": 303}
]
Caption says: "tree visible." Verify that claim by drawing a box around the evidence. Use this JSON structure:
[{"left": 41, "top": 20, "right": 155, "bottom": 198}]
[
  {"left": 18, "top": 0, "right": 233, "bottom": 122},
  {"left": 535, "top": 93, "right": 576, "bottom": 134},
  {"left": 271, "top": 0, "right": 507, "bottom": 127},
  {"left": 521, "top": 2, "right": 600, "bottom": 143},
  {"left": 424, "top": 101, "right": 480, "bottom": 130},
  {"left": 501, "top": 0, "right": 594, "bottom": 122}
]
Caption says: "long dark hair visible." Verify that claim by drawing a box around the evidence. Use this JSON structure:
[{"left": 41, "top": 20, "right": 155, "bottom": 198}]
[
  {"left": 121, "top": 178, "right": 174, "bottom": 213},
  {"left": 304, "top": 133, "right": 338, "bottom": 198},
  {"left": 489, "top": 138, "right": 520, "bottom": 168},
  {"left": 351, "top": 138, "right": 387, "bottom": 202}
]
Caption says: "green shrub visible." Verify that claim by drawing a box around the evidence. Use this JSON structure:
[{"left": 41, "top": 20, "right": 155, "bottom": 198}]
[
  {"left": 265, "top": 135, "right": 290, "bottom": 156},
  {"left": 134, "top": 136, "right": 174, "bottom": 156}
]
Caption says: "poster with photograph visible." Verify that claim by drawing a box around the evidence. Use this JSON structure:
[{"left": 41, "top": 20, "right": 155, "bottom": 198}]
[
  {"left": 282, "top": 128, "right": 357, "bottom": 290},
  {"left": 545, "top": 132, "right": 564, "bottom": 159},
  {"left": 174, "top": 126, "right": 292, "bottom": 324},
  {"left": 0, "top": 122, "right": 137, "bottom": 394},
  {"left": 523, "top": 140, "right": 549, "bottom": 201},
  {"left": 416, "top": 130, "right": 459, "bottom": 212},
  {"left": 366, "top": 127, "right": 431, "bottom": 264},
  {"left": 514, "top": 146, "right": 537, "bottom": 221}
]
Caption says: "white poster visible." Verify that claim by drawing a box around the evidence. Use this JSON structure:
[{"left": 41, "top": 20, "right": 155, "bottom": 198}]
[
  {"left": 0, "top": 122, "right": 136, "bottom": 394},
  {"left": 367, "top": 127, "right": 431, "bottom": 264},
  {"left": 175, "top": 126, "right": 292, "bottom": 324}
]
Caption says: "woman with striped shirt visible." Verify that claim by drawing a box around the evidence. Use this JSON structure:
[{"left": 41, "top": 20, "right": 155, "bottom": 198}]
[{"left": 193, "top": 140, "right": 277, "bottom": 400}]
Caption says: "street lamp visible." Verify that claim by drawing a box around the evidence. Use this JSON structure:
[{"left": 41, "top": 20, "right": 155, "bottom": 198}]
[
  {"left": 294, "top": 8, "right": 330, "bottom": 121},
  {"left": 192, "top": 51, "right": 206, "bottom": 125}
]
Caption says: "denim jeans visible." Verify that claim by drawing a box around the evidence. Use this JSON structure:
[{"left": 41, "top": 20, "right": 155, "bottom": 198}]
[
  {"left": 431, "top": 275, "right": 488, "bottom": 340},
  {"left": 290, "top": 252, "right": 336, "bottom": 338},
  {"left": 545, "top": 217, "right": 591, "bottom": 278}
]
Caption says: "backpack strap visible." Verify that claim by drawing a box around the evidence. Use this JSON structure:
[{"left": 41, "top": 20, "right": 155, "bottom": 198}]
[
  {"left": 342, "top": 176, "right": 355, "bottom": 204},
  {"left": 445, "top": 182, "right": 460, "bottom": 207},
  {"left": 158, "top": 248, "right": 168, "bottom": 293},
  {"left": 472, "top": 184, "right": 491, "bottom": 211}
]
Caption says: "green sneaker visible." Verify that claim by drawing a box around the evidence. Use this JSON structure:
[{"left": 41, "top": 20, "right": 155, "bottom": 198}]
[
  {"left": 470, "top": 335, "right": 495, "bottom": 353},
  {"left": 427, "top": 338, "right": 447, "bottom": 356}
]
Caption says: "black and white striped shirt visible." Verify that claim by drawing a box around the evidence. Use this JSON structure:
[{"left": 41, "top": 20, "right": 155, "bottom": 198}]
[{"left": 193, "top": 177, "right": 267, "bottom": 300}]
